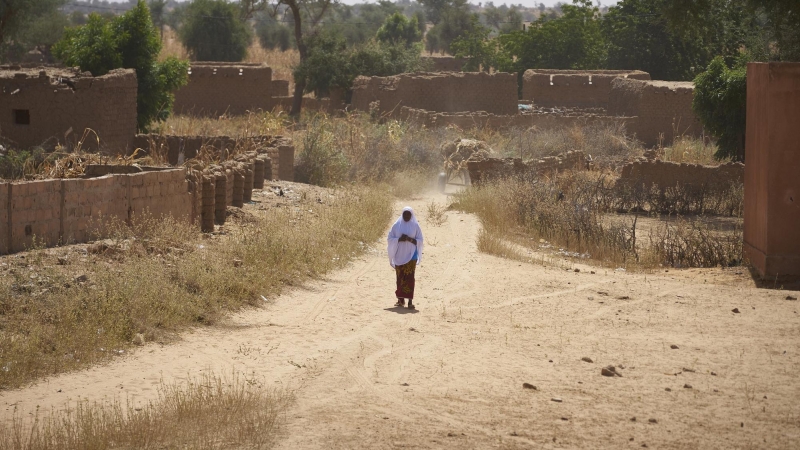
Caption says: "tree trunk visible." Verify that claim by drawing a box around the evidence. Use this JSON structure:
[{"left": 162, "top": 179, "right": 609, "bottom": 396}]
[{"left": 286, "top": 0, "right": 306, "bottom": 117}]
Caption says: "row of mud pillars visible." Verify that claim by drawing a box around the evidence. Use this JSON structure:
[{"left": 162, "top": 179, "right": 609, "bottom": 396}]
[{"left": 198, "top": 154, "right": 272, "bottom": 232}]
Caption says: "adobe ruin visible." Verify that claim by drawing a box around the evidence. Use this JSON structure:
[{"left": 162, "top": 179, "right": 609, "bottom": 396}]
[
  {"left": 350, "top": 71, "right": 518, "bottom": 116},
  {"left": 0, "top": 66, "right": 137, "bottom": 153},
  {"left": 522, "top": 69, "right": 650, "bottom": 109},
  {"left": 172, "top": 62, "right": 275, "bottom": 116},
  {"left": 609, "top": 78, "right": 703, "bottom": 147}
]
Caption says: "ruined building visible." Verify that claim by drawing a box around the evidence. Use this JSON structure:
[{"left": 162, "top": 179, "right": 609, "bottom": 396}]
[
  {"left": 522, "top": 69, "right": 650, "bottom": 109},
  {"left": 0, "top": 66, "right": 137, "bottom": 152},
  {"left": 351, "top": 72, "right": 518, "bottom": 116}
]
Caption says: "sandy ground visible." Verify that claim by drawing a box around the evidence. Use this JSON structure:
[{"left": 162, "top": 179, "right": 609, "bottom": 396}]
[{"left": 2, "top": 190, "right": 800, "bottom": 449}]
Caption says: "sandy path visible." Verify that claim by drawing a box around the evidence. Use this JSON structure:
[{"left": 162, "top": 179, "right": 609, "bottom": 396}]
[{"left": 2, "top": 191, "right": 800, "bottom": 449}]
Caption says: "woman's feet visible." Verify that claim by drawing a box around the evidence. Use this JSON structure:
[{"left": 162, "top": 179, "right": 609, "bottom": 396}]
[
  {"left": 407, "top": 301, "right": 415, "bottom": 310},
  {"left": 395, "top": 298, "right": 405, "bottom": 307}
]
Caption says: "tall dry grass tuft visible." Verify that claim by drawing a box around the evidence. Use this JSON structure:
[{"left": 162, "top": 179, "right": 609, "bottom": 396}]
[
  {"left": 0, "top": 187, "right": 392, "bottom": 388},
  {"left": 660, "top": 135, "right": 726, "bottom": 165},
  {"left": 0, "top": 371, "right": 292, "bottom": 450}
]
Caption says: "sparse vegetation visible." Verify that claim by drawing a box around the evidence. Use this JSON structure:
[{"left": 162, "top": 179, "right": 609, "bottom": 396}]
[
  {"left": 0, "top": 186, "right": 391, "bottom": 388},
  {"left": 453, "top": 168, "right": 743, "bottom": 270},
  {"left": 0, "top": 371, "right": 291, "bottom": 449}
]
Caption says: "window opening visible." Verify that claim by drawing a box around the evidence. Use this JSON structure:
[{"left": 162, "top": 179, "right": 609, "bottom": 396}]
[{"left": 13, "top": 109, "right": 30, "bottom": 125}]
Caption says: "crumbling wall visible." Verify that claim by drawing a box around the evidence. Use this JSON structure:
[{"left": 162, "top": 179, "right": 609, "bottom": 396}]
[
  {"left": 617, "top": 159, "right": 744, "bottom": 193},
  {"left": 609, "top": 79, "right": 703, "bottom": 147},
  {"left": 351, "top": 72, "right": 518, "bottom": 116},
  {"left": 0, "top": 66, "right": 137, "bottom": 153},
  {"left": 173, "top": 62, "right": 273, "bottom": 116},
  {"left": 400, "top": 107, "right": 637, "bottom": 131},
  {"left": 421, "top": 56, "right": 466, "bottom": 72},
  {"left": 0, "top": 169, "right": 191, "bottom": 254},
  {"left": 522, "top": 70, "right": 650, "bottom": 109},
  {"left": 131, "top": 134, "right": 294, "bottom": 181},
  {"left": 467, "top": 151, "right": 589, "bottom": 185}
]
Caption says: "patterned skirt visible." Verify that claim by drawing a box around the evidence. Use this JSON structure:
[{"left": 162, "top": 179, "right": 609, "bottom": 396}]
[{"left": 395, "top": 259, "right": 417, "bottom": 300}]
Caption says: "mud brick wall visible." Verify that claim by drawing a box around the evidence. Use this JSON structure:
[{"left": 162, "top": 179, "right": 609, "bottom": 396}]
[
  {"left": 173, "top": 63, "right": 273, "bottom": 116},
  {"left": 130, "top": 134, "right": 294, "bottom": 181},
  {"left": 0, "top": 169, "right": 191, "bottom": 254},
  {"left": 400, "top": 107, "right": 637, "bottom": 132},
  {"left": 522, "top": 70, "right": 650, "bottom": 109},
  {"left": 609, "top": 79, "right": 703, "bottom": 147},
  {"left": 467, "top": 151, "right": 590, "bottom": 185},
  {"left": 268, "top": 96, "right": 330, "bottom": 113},
  {"left": 618, "top": 160, "right": 744, "bottom": 193},
  {"left": 421, "top": 56, "right": 466, "bottom": 72},
  {"left": 744, "top": 62, "right": 800, "bottom": 277},
  {"left": 272, "top": 80, "right": 290, "bottom": 97},
  {"left": 351, "top": 72, "right": 518, "bottom": 116},
  {"left": 0, "top": 67, "right": 137, "bottom": 153}
]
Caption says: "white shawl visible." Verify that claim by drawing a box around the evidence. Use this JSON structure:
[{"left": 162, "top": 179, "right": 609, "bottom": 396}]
[{"left": 387, "top": 206, "right": 424, "bottom": 267}]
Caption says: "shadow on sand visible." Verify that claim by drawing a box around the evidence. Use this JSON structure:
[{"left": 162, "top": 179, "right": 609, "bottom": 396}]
[{"left": 383, "top": 307, "right": 419, "bottom": 314}]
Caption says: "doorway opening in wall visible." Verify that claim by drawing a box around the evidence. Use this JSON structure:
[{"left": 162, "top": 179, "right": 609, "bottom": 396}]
[{"left": 13, "top": 109, "right": 30, "bottom": 125}]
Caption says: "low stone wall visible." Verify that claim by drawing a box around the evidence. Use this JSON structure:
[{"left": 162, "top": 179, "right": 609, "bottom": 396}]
[
  {"left": 272, "top": 80, "right": 290, "bottom": 97},
  {"left": 467, "top": 151, "right": 589, "bottom": 185},
  {"left": 400, "top": 107, "right": 637, "bottom": 131},
  {"left": 131, "top": 134, "right": 294, "bottom": 181},
  {"left": 617, "top": 159, "right": 744, "bottom": 193},
  {"left": 0, "top": 169, "right": 191, "bottom": 254}
]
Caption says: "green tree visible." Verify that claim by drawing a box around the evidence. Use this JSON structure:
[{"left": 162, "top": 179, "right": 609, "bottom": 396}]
[
  {"left": 425, "top": 0, "right": 475, "bottom": 54},
  {"left": 498, "top": 0, "right": 605, "bottom": 72},
  {"left": 0, "top": 0, "right": 65, "bottom": 47},
  {"left": 179, "top": 0, "right": 252, "bottom": 61},
  {"left": 54, "top": 1, "right": 188, "bottom": 131},
  {"left": 603, "top": 0, "right": 709, "bottom": 80},
  {"left": 692, "top": 56, "right": 747, "bottom": 161},
  {"left": 255, "top": 13, "right": 294, "bottom": 51},
  {"left": 148, "top": 0, "right": 167, "bottom": 39},
  {"left": 376, "top": 12, "right": 422, "bottom": 48},
  {"left": 451, "top": 16, "right": 495, "bottom": 71}
]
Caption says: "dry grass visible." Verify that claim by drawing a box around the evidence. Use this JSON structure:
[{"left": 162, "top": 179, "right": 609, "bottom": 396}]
[
  {"left": 0, "top": 371, "right": 291, "bottom": 449},
  {"left": 0, "top": 186, "right": 392, "bottom": 389},
  {"left": 453, "top": 171, "right": 743, "bottom": 270},
  {"left": 660, "top": 135, "right": 727, "bottom": 165},
  {"left": 425, "top": 201, "right": 448, "bottom": 227}
]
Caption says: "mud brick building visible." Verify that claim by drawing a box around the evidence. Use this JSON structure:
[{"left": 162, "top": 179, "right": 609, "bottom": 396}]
[
  {"left": 172, "top": 62, "right": 273, "bottom": 116},
  {"left": 0, "top": 66, "right": 137, "bottom": 153},
  {"left": 608, "top": 79, "right": 703, "bottom": 147},
  {"left": 351, "top": 72, "right": 518, "bottom": 116},
  {"left": 522, "top": 70, "right": 650, "bottom": 109}
]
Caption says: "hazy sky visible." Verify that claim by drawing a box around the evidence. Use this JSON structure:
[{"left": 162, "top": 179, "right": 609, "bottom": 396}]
[{"left": 104, "top": 0, "right": 621, "bottom": 8}]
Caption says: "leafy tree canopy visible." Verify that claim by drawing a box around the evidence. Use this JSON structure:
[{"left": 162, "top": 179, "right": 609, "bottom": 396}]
[
  {"left": 54, "top": 1, "right": 188, "bottom": 131},
  {"left": 179, "top": 0, "right": 252, "bottom": 61},
  {"left": 692, "top": 56, "right": 747, "bottom": 161},
  {"left": 376, "top": 12, "right": 423, "bottom": 48}
]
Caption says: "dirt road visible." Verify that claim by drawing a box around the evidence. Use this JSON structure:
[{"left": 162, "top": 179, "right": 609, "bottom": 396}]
[{"left": 2, "top": 191, "right": 799, "bottom": 449}]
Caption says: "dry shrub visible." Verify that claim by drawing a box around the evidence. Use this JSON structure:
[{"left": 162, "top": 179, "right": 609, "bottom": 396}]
[
  {"left": 660, "top": 135, "right": 724, "bottom": 165},
  {"left": 645, "top": 219, "right": 743, "bottom": 268},
  {"left": 0, "top": 187, "right": 392, "bottom": 388},
  {"left": 612, "top": 180, "right": 744, "bottom": 216},
  {"left": 453, "top": 172, "right": 638, "bottom": 266},
  {"left": 472, "top": 121, "right": 643, "bottom": 168},
  {"left": 454, "top": 170, "right": 743, "bottom": 269},
  {"left": 425, "top": 201, "right": 448, "bottom": 227},
  {"left": 0, "top": 371, "right": 291, "bottom": 450}
]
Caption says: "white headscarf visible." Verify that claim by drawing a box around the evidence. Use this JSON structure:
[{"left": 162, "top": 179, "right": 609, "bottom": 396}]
[{"left": 387, "top": 206, "right": 424, "bottom": 268}]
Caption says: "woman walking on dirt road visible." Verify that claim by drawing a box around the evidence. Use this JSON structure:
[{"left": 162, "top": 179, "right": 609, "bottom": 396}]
[{"left": 387, "top": 207, "right": 424, "bottom": 310}]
